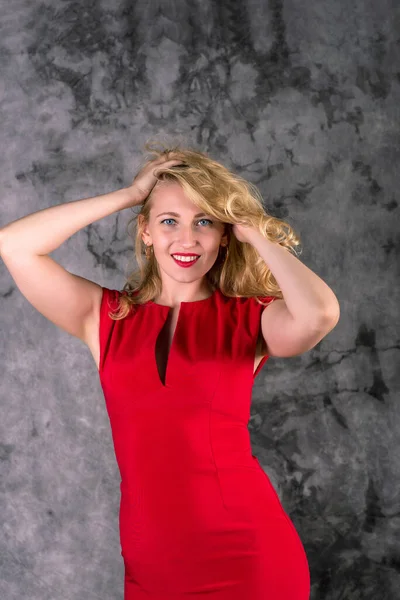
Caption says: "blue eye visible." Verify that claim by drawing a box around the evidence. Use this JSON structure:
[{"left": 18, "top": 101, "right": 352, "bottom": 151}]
[{"left": 160, "top": 218, "right": 213, "bottom": 226}]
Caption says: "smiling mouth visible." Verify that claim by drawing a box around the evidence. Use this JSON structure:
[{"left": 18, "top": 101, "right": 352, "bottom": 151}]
[
  {"left": 170, "top": 254, "right": 200, "bottom": 258},
  {"left": 171, "top": 254, "right": 200, "bottom": 265}
]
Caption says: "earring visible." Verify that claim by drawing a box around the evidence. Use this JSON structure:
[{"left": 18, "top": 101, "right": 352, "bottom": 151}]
[{"left": 144, "top": 243, "right": 153, "bottom": 259}]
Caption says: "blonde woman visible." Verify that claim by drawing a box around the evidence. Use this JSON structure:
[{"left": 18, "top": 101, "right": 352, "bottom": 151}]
[{"left": 1, "top": 143, "right": 340, "bottom": 599}]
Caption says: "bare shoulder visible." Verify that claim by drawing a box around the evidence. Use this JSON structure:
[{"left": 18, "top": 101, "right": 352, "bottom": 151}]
[
  {"left": 81, "top": 284, "right": 104, "bottom": 369},
  {"left": 260, "top": 298, "right": 286, "bottom": 322},
  {"left": 83, "top": 283, "right": 104, "bottom": 335},
  {"left": 260, "top": 297, "right": 338, "bottom": 358},
  {"left": 258, "top": 298, "right": 285, "bottom": 355}
]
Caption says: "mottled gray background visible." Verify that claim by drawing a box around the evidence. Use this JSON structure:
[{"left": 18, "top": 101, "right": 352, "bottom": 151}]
[{"left": 1, "top": 1, "right": 399, "bottom": 599}]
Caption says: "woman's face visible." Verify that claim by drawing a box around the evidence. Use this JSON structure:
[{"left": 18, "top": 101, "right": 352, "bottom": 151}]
[{"left": 141, "top": 181, "right": 227, "bottom": 283}]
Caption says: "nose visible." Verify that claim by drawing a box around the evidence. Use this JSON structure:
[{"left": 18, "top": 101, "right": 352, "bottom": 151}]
[{"left": 176, "top": 226, "right": 199, "bottom": 248}]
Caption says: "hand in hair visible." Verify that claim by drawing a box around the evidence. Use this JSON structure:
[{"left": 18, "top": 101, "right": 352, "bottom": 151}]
[
  {"left": 232, "top": 222, "right": 258, "bottom": 244},
  {"left": 127, "top": 155, "right": 184, "bottom": 206}
]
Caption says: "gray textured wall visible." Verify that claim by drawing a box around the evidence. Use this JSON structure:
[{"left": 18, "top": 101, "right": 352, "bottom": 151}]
[{"left": 1, "top": 1, "right": 399, "bottom": 599}]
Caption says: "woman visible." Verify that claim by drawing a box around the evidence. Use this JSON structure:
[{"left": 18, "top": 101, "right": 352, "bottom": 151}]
[{"left": 0, "top": 143, "right": 340, "bottom": 599}]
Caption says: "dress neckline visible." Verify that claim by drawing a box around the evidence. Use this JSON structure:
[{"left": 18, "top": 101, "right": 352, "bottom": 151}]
[{"left": 147, "top": 287, "right": 219, "bottom": 308}]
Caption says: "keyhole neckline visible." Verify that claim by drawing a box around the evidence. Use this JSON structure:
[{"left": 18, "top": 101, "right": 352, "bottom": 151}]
[
  {"left": 146, "top": 287, "right": 219, "bottom": 308},
  {"left": 150, "top": 287, "right": 219, "bottom": 389}
]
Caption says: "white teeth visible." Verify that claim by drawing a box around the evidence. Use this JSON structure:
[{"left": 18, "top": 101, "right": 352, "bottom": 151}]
[{"left": 172, "top": 255, "right": 199, "bottom": 262}]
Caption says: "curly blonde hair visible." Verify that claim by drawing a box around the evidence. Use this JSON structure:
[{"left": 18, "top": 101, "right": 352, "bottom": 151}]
[{"left": 109, "top": 140, "right": 301, "bottom": 320}]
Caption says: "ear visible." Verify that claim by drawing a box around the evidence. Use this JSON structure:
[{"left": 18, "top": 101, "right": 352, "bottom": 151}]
[
  {"left": 138, "top": 214, "right": 152, "bottom": 245},
  {"left": 220, "top": 223, "right": 230, "bottom": 247}
]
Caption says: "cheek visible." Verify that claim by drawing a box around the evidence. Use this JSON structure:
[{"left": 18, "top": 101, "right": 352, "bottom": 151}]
[{"left": 153, "top": 233, "right": 171, "bottom": 248}]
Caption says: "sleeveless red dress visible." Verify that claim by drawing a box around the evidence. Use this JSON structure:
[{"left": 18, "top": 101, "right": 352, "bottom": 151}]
[{"left": 99, "top": 286, "right": 310, "bottom": 599}]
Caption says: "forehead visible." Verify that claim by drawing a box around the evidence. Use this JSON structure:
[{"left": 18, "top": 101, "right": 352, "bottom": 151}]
[{"left": 149, "top": 181, "right": 196, "bottom": 211}]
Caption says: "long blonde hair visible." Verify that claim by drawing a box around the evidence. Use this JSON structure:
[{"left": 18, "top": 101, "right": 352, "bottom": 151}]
[{"left": 109, "top": 140, "right": 301, "bottom": 319}]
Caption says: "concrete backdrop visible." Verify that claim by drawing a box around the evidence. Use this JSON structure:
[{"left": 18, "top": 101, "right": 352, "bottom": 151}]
[{"left": 1, "top": 1, "right": 399, "bottom": 599}]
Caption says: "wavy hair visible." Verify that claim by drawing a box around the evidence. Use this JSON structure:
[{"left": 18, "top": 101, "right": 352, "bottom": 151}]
[{"left": 108, "top": 140, "right": 301, "bottom": 320}]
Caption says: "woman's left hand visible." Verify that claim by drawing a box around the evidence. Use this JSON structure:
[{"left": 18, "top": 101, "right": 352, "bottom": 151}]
[{"left": 231, "top": 222, "right": 258, "bottom": 244}]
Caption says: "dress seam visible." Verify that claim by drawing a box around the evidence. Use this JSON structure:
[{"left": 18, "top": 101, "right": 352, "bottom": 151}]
[{"left": 208, "top": 368, "right": 229, "bottom": 512}]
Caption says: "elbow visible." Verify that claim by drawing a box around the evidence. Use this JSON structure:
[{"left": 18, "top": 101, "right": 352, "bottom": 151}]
[
  {"left": 0, "top": 228, "right": 12, "bottom": 255},
  {"left": 327, "top": 300, "right": 340, "bottom": 324},
  {"left": 318, "top": 303, "right": 340, "bottom": 331}
]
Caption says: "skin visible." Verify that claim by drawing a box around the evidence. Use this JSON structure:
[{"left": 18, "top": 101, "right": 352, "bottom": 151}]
[{"left": 139, "top": 181, "right": 229, "bottom": 307}]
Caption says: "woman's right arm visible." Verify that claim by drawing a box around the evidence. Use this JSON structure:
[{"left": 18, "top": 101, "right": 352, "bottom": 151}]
[
  {"left": 0, "top": 187, "right": 139, "bottom": 342},
  {"left": 0, "top": 154, "right": 183, "bottom": 343}
]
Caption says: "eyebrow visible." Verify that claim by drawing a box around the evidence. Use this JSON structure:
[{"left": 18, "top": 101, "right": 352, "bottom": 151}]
[{"left": 155, "top": 212, "right": 208, "bottom": 218}]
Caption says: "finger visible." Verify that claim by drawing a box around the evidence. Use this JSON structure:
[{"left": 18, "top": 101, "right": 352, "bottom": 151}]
[
  {"left": 161, "top": 157, "right": 184, "bottom": 164},
  {"left": 152, "top": 157, "right": 180, "bottom": 166},
  {"left": 155, "top": 160, "right": 185, "bottom": 170}
]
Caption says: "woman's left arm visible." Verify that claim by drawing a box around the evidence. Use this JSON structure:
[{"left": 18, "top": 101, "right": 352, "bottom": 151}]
[{"left": 234, "top": 224, "right": 340, "bottom": 357}]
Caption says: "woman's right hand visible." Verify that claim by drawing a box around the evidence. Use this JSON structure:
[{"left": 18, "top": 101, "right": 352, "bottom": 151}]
[{"left": 126, "top": 154, "right": 185, "bottom": 207}]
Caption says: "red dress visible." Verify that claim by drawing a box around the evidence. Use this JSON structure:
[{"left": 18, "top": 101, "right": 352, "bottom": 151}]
[{"left": 99, "top": 286, "right": 310, "bottom": 599}]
